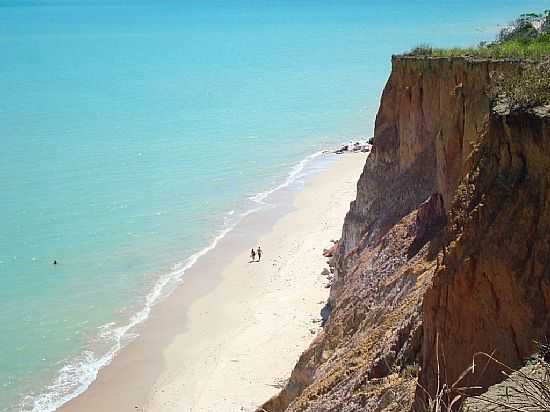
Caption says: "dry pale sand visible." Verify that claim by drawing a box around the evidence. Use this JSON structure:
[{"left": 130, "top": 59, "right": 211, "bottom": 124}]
[{"left": 60, "top": 152, "right": 367, "bottom": 412}]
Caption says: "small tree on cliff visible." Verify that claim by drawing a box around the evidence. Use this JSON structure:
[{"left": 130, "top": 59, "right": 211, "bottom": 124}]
[{"left": 498, "top": 11, "right": 550, "bottom": 42}]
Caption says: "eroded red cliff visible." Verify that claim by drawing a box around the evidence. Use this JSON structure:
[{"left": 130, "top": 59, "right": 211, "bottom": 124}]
[
  {"left": 418, "top": 104, "right": 550, "bottom": 407},
  {"left": 260, "top": 57, "right": 550, "bottom": 412}
]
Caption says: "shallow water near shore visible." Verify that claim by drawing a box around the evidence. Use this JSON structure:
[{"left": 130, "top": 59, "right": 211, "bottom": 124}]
[{"left": 1, "top": 0, "right": 549, "bottom": 410}]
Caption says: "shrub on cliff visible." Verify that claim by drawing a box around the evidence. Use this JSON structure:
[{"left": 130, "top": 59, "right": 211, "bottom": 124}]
[
  {"left": 418, "top": 347, "right": 550, "bottom": 411},
  {"left": 498, "top": 13, "right": 544, "bottom": 43},
  {"left": 409, "top": 44, "right": 433, "bottom": 56},
  {"left": 492, "top": 60, "right": 550, "bottom": 110}
]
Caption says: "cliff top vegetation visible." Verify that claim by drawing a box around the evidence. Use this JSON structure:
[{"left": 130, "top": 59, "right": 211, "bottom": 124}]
[
  {"left": 404, "top": 12, "right": 550, "bottom": 110},
  {"left": 492, "top": 60, "right": 550, "bottom": 110},
  {"left": 408, "top": 11, "right": 550, "bottom": 60}
]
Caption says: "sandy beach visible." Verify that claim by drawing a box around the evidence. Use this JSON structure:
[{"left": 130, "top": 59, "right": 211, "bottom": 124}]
[{"left": 60, "top": 151, "right": 367, "bottom": 412}]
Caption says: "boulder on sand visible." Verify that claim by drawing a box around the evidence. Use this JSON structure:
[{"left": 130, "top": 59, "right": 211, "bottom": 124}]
[{"left": 322, "top": 241, "right": 339, "bottom": 257}]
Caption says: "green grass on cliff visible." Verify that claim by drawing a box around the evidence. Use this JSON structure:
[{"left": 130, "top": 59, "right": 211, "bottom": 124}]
[
  {"left": 407, "top": 12, "right": 550, "bottom": 109},
  {"left": 409, "top": 36, "right": 550, "bottom": 60},
  {"left": 408, "top": 11, "right": 550, "bottom": 60}
]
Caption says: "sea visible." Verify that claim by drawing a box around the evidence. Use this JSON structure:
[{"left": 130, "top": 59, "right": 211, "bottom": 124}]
[{"left": 1, "top": 0, "right": 548, "bottom": 410}]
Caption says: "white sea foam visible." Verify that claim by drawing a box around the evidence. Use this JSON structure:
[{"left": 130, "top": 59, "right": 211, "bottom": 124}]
[
  {"left": 249, "top": 150, "right": 324, "bottom": 204},
  {"left": 26, "top": 222, "right": 238, "bottom": 412},
  {"left": 25, "top": 146, "right": 337, "bottom": 412}
]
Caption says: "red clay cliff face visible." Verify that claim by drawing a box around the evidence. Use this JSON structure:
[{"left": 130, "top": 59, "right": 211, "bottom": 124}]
[
  {"left": 259, "top": 57, "right": 549, "bottom": 412},
  {"left": 418, "top": 105, "right": 550, "bottom": 406},
  {"left": 339, "top": 57, "right": 519, "bottom": 261}
]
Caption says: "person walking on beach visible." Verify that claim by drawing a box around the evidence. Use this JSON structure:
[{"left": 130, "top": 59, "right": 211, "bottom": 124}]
[
  {"left": 250, "top": 248, "right": 256, "bottom": 262},
  {"left": 257, "top": 246, "right": 262, "bottom": 262}
]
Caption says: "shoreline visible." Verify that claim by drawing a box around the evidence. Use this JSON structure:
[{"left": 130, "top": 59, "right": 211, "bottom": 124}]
[
  {"left": 26, "top": 147, "right": 331, "bottom": 412},
  {"left": 57, "top": 151, "right": 367, "bottom": 412}
]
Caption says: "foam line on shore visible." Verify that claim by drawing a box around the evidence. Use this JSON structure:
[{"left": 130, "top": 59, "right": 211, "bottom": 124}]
[{"left": 249, "top": 150, "right": 324, "bottom": 204}]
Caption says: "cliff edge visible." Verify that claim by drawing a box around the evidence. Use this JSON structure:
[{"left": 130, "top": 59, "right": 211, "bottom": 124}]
[{"left": 260, "top": 56, "right": 550, "bottom": 411}]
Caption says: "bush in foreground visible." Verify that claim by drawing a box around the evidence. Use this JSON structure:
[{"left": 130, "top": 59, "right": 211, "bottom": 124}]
[{"left": 417, "top": 343, "right": 550, "bottom": 411}]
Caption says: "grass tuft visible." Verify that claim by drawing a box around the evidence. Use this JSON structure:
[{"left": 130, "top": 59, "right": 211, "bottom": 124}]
[
  {"left": 417, "top": 341, "right": 550, "bottom": 411},
  {"left": 465, "top": 346, "right": 550, "bottom": 411}
]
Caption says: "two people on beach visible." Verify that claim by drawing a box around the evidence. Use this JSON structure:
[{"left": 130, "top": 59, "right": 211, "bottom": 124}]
[{"left": 250, "top": 246, "right": 262, "bottom": 262}]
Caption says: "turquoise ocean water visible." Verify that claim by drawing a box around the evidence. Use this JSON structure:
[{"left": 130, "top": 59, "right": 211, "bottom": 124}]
[{"left": 1, "top": 1, "right": 549, "bottom": 410}]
